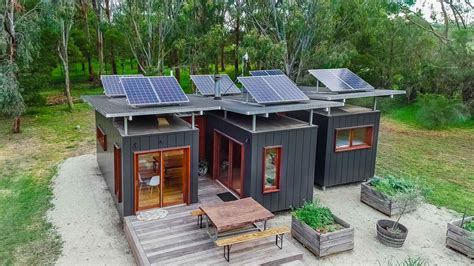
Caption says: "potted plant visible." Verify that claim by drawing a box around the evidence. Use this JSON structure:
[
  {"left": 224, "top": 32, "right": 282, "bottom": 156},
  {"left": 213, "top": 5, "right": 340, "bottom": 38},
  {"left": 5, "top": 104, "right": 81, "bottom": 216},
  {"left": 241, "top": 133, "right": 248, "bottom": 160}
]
[
  {"left": 376, "top": 188, "right": 422, "bottom": 247},
  {"left": 446, "top": 208, "right": 473, "bottom": 258},
  {"left": 291, "top": 201, "right": 354, "bottom": 257},
  {"left": 361, "top": 176, "right": 420, "bottom": 216}
]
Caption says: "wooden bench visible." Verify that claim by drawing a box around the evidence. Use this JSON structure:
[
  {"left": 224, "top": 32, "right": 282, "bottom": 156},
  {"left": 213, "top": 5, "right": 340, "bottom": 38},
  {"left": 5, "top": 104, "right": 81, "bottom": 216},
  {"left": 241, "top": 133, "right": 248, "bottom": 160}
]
[
  {"left": 214, "top": 226, "right": 290, "bottom": 262},
  {"left": 191, "top": 209, "right": 205, "bottom": 228}
]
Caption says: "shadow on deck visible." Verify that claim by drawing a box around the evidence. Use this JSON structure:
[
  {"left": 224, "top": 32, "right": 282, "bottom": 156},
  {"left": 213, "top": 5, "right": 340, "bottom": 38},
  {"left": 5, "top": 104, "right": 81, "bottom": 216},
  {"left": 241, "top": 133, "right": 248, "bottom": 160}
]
[{"left": 124, "top": 177, "right": 303, "bottom": 265}]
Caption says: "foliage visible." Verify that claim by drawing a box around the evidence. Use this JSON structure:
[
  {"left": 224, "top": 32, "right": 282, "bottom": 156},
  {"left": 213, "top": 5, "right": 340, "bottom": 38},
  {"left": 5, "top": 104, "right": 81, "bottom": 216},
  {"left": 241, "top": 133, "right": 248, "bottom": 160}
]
[
  {"left": 415, "top": 94, "right": 471, "bottom": 129},
  {"left": 462, "top": 221, "right": 474, "bottom": 232},
  {"left": 368, "top": 175, "right": 419, "bottom": 197},
  {"left": 292, "top": 201, "right": 337, "bottom": 233},
  {"left": 0, "top": 63, "right": 26, "bottom": 117},
  {"left": 385, "top": 256, "right": 429, "bottom": 266}
]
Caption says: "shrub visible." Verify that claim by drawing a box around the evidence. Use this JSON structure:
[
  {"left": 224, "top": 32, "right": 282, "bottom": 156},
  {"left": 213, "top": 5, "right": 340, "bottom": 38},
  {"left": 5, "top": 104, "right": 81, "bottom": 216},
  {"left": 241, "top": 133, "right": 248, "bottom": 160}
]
[
  {"left": 292, "top": 201, "right": 336, "bottom": 233},
  {"left": 463, "top": 221, "right": 474, "bottom": 232},
  {"left": 368, "top": 175, "right": 417, "bottom": 197},
  {"left": 415, "top": 94, "right": 470, "bottom": 129}
]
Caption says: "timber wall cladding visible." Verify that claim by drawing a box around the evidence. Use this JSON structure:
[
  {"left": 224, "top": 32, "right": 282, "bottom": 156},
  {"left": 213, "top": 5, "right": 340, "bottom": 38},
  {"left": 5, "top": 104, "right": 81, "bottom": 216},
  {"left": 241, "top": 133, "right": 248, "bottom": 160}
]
[
  {"left": 291, "top": 215, "right": 354, "bottom": 257},
  {"left": 360, "top": 182, "right": 417, "bottom": 216},
  {"left": 446, "top": 217, "right": 473, "bottom": 258}
]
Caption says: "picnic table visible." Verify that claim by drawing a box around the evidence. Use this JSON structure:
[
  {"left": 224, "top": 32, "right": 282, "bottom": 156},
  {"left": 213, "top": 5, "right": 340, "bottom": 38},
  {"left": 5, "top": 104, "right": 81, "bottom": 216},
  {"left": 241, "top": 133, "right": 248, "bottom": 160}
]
[{"left": 199, "top": 197, "right": 274, "bottom": 240}]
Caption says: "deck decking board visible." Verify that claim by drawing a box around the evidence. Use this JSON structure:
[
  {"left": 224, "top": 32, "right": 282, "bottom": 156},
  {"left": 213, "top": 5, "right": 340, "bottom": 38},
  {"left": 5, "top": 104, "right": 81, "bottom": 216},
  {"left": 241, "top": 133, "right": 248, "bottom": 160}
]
[{"left": 124, "top": 177, "right": 303, "bottom": 265}]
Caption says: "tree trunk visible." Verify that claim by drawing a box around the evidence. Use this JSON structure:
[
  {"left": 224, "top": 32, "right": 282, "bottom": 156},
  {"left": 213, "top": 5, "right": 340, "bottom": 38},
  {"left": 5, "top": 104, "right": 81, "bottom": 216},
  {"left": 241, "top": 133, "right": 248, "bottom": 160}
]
[
  {"left": 234, "top": 5, "right": 240, "bottom": 77},
  {"left": 98, "top": 29, "right": 104, "bottom": 74},
  {"left": 87, "top": 54, "right": 94, "bottom": 81},
  {"left": 12, "top": 117, "right": 21, "bottom": 133},
  {"left": 63, "top": 60, "right": 74, "bottom": 110},
  {"left": 172, "top": 49, "right": 181, "bottom": 82},
  {"left": 440, "top": 0, "right": 449, "bottom": 38}
]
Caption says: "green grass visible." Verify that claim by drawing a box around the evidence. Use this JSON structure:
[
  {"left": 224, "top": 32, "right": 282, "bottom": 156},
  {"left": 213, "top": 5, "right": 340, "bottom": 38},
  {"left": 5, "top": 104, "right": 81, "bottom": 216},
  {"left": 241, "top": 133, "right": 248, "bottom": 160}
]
[{"left": 0, "top": 103, "right": 95, "bottom": 264}]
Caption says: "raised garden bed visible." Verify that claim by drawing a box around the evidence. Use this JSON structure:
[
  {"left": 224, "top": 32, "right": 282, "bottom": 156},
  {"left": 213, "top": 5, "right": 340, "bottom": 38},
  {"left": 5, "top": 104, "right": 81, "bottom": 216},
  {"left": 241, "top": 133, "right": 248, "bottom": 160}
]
[
  {"left": 446, "top": 217, "right": 473, "bottom": 258},
  {"left": 360, "top": 182, "right": 417, "bottom": 216},
  {"left": 291, "top": 203, "right": 354, "bottom": 257}
]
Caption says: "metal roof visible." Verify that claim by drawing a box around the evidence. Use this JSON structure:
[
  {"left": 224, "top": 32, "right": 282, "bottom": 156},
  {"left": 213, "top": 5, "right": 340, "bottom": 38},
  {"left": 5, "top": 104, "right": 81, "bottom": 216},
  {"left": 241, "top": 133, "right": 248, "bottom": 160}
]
[
  {"left": 81, "top": 94, "right": 343, "bottom": 118},
  {"left": 298, "top": 86, "right": 406, "bottom": 100}
]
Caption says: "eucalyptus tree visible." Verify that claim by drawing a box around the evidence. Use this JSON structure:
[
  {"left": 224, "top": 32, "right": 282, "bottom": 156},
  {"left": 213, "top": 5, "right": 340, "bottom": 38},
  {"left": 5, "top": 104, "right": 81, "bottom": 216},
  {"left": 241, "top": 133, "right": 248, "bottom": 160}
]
[
  {"left": 48, "top": 0, "right": 76, "bottom": 110},
  {"left": 0, "top": 0, "right": 40, "bottom": 133}
]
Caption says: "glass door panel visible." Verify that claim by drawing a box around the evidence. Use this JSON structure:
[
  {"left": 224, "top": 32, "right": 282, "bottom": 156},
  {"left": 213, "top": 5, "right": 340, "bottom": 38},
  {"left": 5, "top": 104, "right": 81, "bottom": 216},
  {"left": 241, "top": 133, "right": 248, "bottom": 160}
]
[
  {"left": 136, "top": 152, "right": 162, "bottom": 211},
  {"left": 162, "top": 149, "right": 185, "bottom": 207},
  {"left": 230, "top": 141, "right": 243, "bottom": 196},
  {"left": 217, "top": 136, "right": 230, "bottom": 187}
]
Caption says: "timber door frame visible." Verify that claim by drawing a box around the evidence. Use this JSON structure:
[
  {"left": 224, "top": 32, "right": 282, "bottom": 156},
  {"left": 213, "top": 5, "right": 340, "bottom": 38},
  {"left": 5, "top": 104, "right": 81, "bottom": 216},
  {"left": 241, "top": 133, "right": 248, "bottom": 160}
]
[
  {"left": 133, "top": 146, "right": 191, "bottom": 214},
  {"left": 212, "top": 130, "right": 245, "bottom": 197}
]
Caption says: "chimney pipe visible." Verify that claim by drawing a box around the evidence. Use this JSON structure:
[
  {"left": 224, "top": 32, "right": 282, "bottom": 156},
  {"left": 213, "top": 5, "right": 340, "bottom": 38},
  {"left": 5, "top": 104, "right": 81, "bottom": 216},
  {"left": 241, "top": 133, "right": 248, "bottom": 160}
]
[{"left": 214, "top": 75, "right": 222, "bottom": 100}]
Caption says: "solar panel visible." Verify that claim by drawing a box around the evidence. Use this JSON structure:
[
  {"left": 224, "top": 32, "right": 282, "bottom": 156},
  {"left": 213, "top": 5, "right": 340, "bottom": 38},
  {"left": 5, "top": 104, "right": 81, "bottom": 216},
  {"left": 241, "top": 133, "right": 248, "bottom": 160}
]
[
  {"left": 120, "top": 77, "right": 160, "bottom": 106},
  {"left": 330, "top": 68, "right": 374, "bottom": 91},
  {"left": 238, "top": 77, "right": 282, "bottom": 104},
  {"left": 249, "top": 70, "right": 269, "bottom": 76},
  {"left": 263, "top": 75, "right": 309, "bottom": 101},
  {"left": 148, "top": 76, "right": 189, "bottom": 104},
  {"left": 101, "top": 74, "right": 143, "bottom": 97},
  {"left": 190, "top": 74, "right": 240, "bottom": 95},
  {"left": 265, "top": 69, "right": 285, "bottom": 75},
  {"left": 308, "top": 68, "right": 374, "bottom": 92}
]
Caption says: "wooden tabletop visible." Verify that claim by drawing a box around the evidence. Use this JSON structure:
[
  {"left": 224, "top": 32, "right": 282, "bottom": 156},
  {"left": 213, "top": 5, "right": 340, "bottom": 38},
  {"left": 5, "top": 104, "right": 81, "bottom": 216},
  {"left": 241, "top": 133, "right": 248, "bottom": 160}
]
[{"left": 200, "top": 197, "right": 274, "bottom": 233}]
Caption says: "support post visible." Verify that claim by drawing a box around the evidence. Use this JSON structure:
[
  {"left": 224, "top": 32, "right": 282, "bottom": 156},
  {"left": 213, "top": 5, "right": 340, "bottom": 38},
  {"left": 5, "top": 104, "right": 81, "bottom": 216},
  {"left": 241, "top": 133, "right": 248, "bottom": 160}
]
[
  {"left": 252, "top": 115, "right": 256, "bottom": 132},
  {"left": 325, "top": 107, "right": 331, "bottom": 116},
  {"left": 124, "top": 117, "right": 128, "bottom": 136},
  {"left": 224, "top": 110, "right": 227, "bottom": 119},
  {"left": 373, "top": 97, "right": 377, "bottom": 111},
  {"left": 316, "top": 80, "right": 319, "bottom": 92},
  {"left": 191, "top": 113, "right": 196, "bottom": 129},
  {"left": 309, "top": 110, "right": 313, "bottom": 125}
]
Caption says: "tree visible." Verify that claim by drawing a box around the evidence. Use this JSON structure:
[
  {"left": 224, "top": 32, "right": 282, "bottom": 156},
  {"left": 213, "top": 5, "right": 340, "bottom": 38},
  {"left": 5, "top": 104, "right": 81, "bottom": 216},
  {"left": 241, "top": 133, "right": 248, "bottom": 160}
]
[
  {"left": 1, "top": 0, "right": 40, "bottom": 133},
  {"left": 49, "top": 0, "right": 76, "bottom": 110}
]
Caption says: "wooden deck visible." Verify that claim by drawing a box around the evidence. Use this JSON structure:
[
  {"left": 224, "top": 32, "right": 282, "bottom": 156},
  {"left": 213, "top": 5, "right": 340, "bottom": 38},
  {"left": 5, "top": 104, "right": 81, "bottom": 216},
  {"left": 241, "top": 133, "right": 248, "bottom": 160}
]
[{"left": 124, "top": 177, "right": 303, "bottom": 265}]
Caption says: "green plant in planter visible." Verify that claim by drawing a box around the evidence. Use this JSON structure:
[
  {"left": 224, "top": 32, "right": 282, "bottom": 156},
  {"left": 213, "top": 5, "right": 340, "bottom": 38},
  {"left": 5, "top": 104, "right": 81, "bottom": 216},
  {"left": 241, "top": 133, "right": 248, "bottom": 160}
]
[
  {"left": 368, "top": 175, "right": 418, "bottom": 196},
  {"left": 292, "top": 201, "right": 336, "bottom": 233}
]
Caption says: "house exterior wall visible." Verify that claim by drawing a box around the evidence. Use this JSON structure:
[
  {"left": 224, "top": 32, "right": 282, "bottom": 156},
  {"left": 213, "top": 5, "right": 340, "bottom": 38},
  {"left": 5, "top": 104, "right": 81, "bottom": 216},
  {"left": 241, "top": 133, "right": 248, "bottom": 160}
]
[
  {"left": 95, "top": 112, "right": 199, "bottom": 217},
  {"left": 95, "top": 111, "right": 124, "bottom": 216},
  {"left": 289, "top": 110, "right": 381, "bottom": 187},
  {"left": 205, "top": 113, "right": 317, "bottom": 212}
]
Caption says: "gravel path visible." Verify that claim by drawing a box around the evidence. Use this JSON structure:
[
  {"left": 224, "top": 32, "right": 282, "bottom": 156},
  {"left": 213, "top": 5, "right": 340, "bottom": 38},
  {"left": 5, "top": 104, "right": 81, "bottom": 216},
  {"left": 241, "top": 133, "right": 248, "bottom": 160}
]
[
  {"left": 49, "top": 154, "right": 471, "bottom": 265},
  {"left": 48, "top": 154, "right": 135, "bottom": 265}
]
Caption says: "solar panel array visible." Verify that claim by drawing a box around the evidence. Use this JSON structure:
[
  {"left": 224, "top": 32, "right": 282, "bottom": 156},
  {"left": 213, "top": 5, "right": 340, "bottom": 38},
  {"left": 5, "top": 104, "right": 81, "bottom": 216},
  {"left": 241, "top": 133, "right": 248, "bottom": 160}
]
[
  {"left": 249, "top": 69, "right": 285, "bottom": 76},
  {"left": 238, "top": 75, "right": 309, "bottom": 104},
  {"left": 190, "top": 74, "right": 241, "bottom": 95},
  {"left": 101, "top": 74, "right": 144, "bottom": 97},
  {"left": 120, "top": 76, "right": 189, "bottom": 107},
  {"left": 308, "top": 68, "right": 374, "bottom": 92}
]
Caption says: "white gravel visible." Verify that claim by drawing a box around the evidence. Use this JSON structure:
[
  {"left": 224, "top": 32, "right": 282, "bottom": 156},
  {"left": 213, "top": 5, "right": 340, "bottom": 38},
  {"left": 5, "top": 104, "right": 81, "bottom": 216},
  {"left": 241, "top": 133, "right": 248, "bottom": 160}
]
[
  {"left": 49, "top": 154, "right": 472, "bottom": 265},
  {"left": 48, "top": 154, "right": 135, "bottom": 265}
]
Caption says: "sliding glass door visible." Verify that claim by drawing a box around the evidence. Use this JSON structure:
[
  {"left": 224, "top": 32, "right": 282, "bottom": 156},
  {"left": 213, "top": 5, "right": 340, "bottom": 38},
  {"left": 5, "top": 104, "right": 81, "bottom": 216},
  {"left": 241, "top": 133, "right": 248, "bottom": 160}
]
[
  {"left": 213, "top": 131, "right": 244, "bottom": 196},
  {"left": 134, "top": 147, "right": 190, "bottom": 212}
]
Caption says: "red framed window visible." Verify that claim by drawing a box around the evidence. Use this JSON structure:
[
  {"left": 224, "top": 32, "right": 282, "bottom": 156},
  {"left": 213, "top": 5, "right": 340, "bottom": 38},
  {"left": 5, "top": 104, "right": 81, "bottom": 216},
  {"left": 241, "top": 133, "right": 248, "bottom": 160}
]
[
  {"left": 335, "top": 125, "right": 373, "bottom": 152},
  {"left": 96, "top": 126, "right": 107, "bottom": 151},
  {"left": 262, "top": 146, "right": 282, "bottom": 194},
  {"left": 114, "top": 144, "right": 122, "bottom": 203}
]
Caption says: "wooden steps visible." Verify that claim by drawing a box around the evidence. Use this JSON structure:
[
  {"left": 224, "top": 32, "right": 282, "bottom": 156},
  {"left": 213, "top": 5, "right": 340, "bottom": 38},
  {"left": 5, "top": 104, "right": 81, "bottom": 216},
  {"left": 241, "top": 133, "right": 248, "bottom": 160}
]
[{"left": 124, "top": 177, "right": 303, "bottom": 265}]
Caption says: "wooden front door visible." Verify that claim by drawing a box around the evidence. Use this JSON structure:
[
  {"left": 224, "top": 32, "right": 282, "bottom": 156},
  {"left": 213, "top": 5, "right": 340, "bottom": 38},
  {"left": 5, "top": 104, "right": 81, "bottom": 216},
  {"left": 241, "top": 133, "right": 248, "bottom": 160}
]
[{"left": 213, "top": 131, "right": 244, "bottom": 196}]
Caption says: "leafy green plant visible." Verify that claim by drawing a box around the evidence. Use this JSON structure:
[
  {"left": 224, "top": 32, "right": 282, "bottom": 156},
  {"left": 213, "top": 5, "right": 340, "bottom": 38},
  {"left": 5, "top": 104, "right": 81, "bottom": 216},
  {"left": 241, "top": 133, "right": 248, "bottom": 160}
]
[
  {"left": 462, "top": 221, "right": 474, "bottom": 232},
  {"left": 415, "top": 94, "right": 470, "bottom": 129},
  {"left": 292, "top": 201, "right": 336, "bottom": 233},
  {"left": 385, "top": 256, "right": 429, "bottom": 266},
  {"left": 368, "top": 175, "right": 418, "bottom": 196}
]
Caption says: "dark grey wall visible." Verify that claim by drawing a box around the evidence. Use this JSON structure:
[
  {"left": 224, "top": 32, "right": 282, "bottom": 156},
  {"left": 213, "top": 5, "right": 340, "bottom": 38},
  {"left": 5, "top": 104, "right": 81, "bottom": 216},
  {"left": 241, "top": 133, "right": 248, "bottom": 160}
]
[
  {"left": 122, "top": 128, "right": 199, "bottom": 216},
  {"left": 205, "top": 113, "right": 317, "bottom": 212},
  {"left": 95, "top": 112, "right": 199, "bottom": 217},
  {"left": 289, "top": 110, "right": 381, "bottom": 187},
  {"left": 95, "top": 112, "right": 124, "bottom": 216}
]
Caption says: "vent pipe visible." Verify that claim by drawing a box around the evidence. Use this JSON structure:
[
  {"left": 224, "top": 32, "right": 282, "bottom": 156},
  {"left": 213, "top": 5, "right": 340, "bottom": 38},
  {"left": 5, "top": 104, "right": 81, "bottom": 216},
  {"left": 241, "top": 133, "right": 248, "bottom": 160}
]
[{"left": 214, "top": 75, "right": 222, "bottom": 100}]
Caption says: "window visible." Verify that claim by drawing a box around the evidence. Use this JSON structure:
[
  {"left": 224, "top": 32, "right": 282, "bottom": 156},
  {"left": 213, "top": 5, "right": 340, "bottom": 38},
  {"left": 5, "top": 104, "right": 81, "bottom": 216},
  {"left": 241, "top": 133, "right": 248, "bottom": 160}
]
[
  {"left": 114, "top": 144, "right": 122, "bottom": 203},
  {"left": 96, "top": 126, "right": 107, "bottom": 151},
  {"left": 263, "top": 146, "right": 282, "bottom": 193},
  {"left": 335, "top": 126, "right": 373, "bottom": 152}
]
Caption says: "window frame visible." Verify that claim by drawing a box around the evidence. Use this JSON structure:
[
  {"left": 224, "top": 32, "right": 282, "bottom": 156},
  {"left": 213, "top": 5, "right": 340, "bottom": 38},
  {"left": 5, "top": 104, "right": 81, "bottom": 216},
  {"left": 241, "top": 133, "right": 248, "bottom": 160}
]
[
  {"left": 335, "top": 125, "right": 373, "bottom": 152},
  {"left": 262, "top": 145, "right": 282, "bottom": 194},
  {"left": 96, "top": 126, "right": 107, "bottom": 151}
]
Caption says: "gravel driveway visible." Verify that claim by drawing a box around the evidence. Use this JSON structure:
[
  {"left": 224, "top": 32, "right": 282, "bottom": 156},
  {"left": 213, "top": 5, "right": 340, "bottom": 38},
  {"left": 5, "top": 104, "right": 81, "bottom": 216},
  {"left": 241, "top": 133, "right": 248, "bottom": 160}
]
[{"left": 49, "top": 154, "right": 471, "bottom": 265}]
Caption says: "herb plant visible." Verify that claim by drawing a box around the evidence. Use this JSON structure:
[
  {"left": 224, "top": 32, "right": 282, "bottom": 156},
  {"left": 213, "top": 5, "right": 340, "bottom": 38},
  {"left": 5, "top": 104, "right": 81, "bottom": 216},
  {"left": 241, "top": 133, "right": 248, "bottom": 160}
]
[
  {"left": 293, "top": 201, "right": 336, "bottom": 233},
  {"left": 368, "top": 175, "right": 418, "bottom": 196}
]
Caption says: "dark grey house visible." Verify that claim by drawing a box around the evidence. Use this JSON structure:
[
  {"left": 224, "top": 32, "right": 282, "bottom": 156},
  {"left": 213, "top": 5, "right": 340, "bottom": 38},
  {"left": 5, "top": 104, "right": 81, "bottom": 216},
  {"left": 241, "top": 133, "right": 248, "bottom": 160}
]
[{"left": 84, "top": 71, "right": 404, "bottom": 217}]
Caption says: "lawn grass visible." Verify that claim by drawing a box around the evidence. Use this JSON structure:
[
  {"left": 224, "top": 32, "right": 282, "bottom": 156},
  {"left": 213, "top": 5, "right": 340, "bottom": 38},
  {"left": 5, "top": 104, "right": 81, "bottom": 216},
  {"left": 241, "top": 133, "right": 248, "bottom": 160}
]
[{"left": 0, "top": 103, "right": 95, "bottom": 264}]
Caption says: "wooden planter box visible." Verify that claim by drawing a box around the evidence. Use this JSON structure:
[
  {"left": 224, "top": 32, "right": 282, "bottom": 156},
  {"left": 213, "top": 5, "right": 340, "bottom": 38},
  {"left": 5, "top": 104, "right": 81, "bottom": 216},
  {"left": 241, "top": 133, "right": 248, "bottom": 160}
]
[
  {"left": 360, "top": 182, "right": 417, "bottom": 216},
  {"left": 291, "top": 215, "right": 354, "bottom": 257},
  {"left": 446, "top": 217, "right": 473, "bottom": 258}
]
